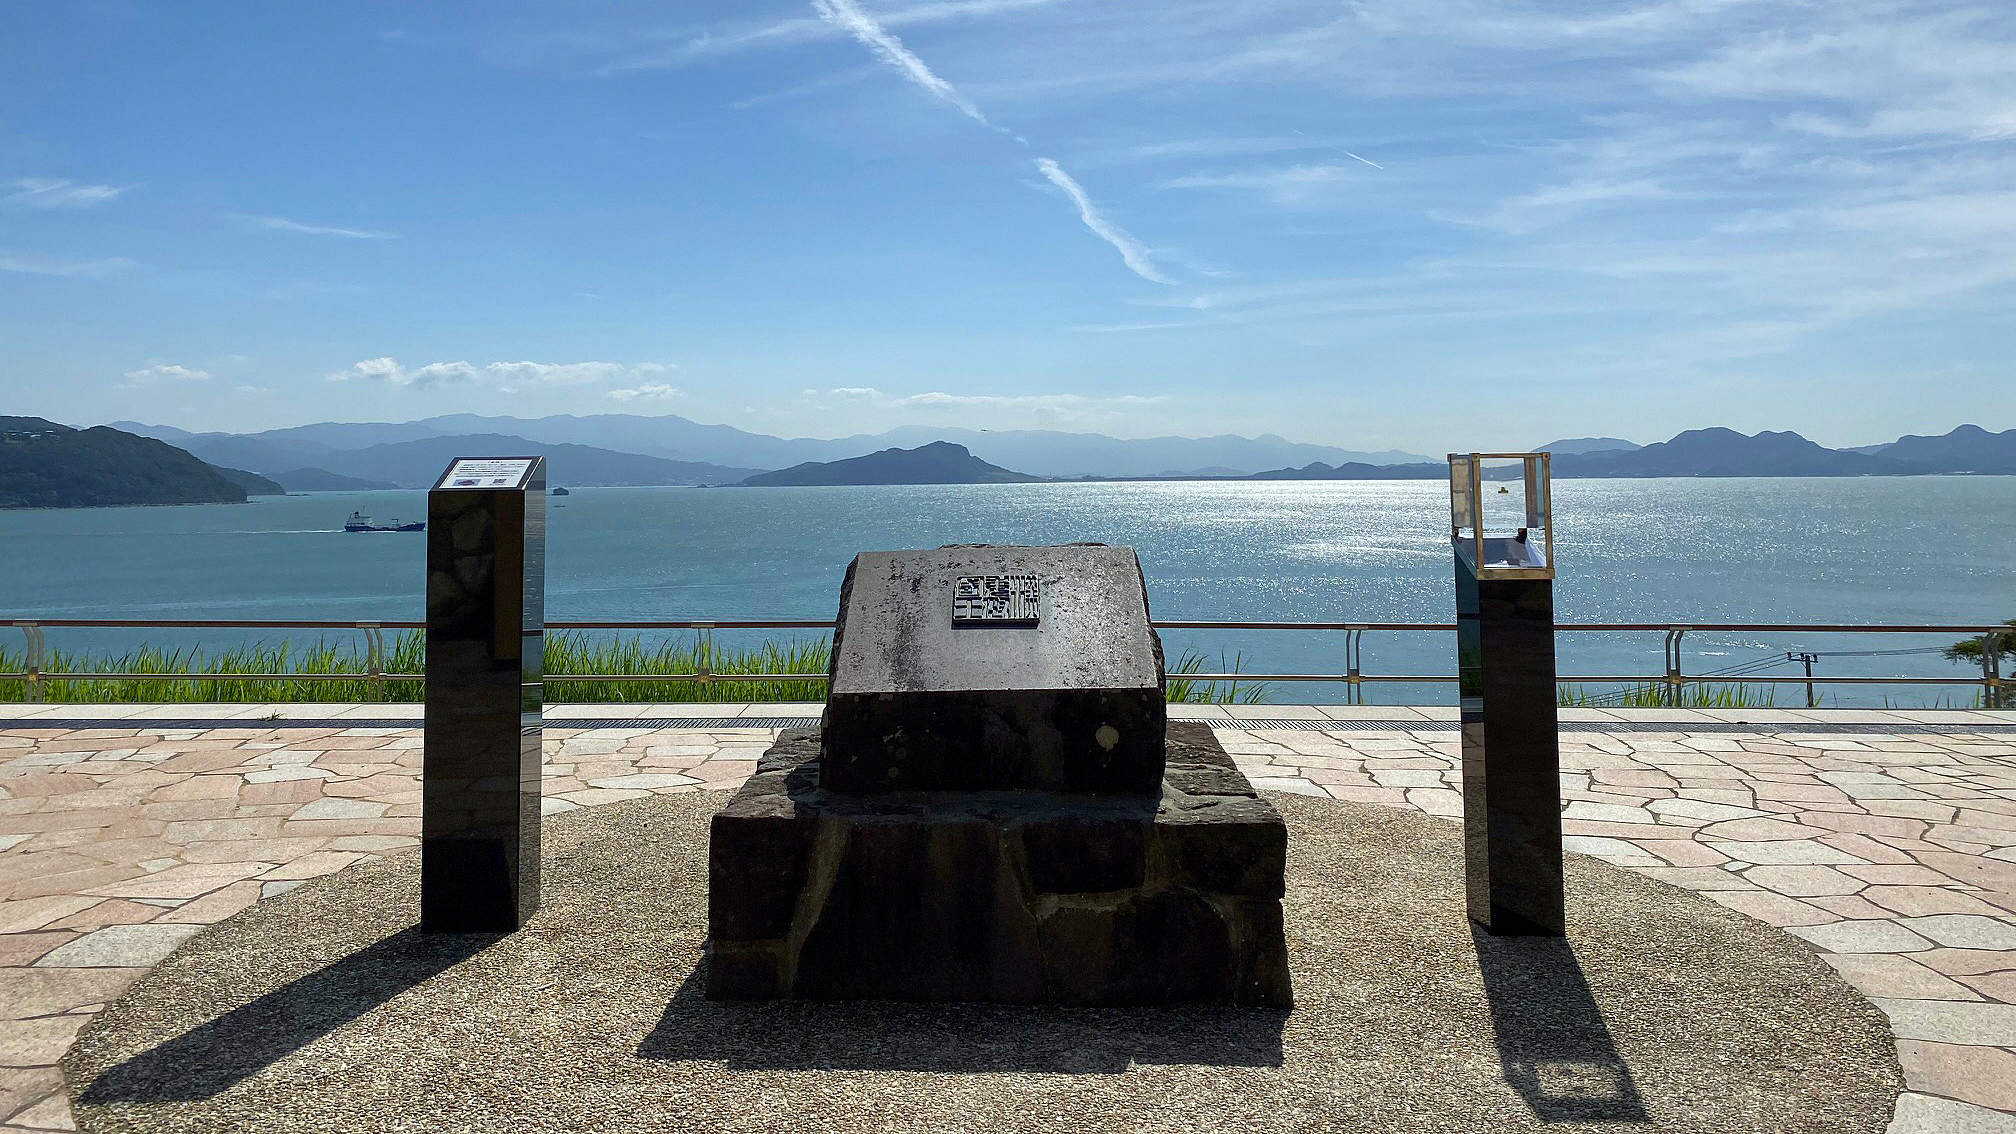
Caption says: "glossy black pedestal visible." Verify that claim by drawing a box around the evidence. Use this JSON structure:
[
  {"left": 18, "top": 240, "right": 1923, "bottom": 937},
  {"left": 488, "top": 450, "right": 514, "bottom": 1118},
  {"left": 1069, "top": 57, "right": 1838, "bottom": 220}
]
[
  {"left": 1455, "top": 555, "right": 1564, "bottom": 937},
  {"left": 421, "top": 460, "right": 545, "bottom": 932}
]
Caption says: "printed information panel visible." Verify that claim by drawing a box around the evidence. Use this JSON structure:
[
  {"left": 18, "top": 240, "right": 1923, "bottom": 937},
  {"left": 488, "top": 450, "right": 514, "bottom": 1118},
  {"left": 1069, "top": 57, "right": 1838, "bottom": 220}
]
[{"left": 436, "top": 458, "right": 538, "bottom": 490}]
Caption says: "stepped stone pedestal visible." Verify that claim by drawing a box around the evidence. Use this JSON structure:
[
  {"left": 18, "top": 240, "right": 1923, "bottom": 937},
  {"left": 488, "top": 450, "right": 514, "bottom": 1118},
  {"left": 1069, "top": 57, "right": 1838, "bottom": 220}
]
[{"left": 707, "top": 544, "right": 1292, "bottom": 1006}]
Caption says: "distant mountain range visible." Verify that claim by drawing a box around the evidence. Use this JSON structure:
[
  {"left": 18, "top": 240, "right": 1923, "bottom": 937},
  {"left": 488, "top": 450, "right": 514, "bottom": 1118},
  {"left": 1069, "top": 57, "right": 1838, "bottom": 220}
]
[
  {"left": 0, "top": 417, "right": 263, "bottom": 508},
  {"left": 110, "top": 414, "right": 1436, "bottom": 480},
  {"left": 109, "top": 422, "right": 759, "bottom": 488},
  {"left": 1239, "top": 426, "right": 2016, "bottom": 480},
  {"left": 737, "top": 441, "right": 1042, "bottom": 487},
  {"left": 72, "top": 415, "right": 2016, "bottom": 494}
]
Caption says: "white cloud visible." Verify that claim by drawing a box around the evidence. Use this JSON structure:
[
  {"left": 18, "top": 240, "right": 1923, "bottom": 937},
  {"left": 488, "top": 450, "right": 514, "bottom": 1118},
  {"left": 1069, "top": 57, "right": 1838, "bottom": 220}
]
[
  {"left": 607, "top": 382, "right": 683, "bottom": 402},
  {"left": 2, "top": 178, "right": 129, "bottom": 209},
  {"left": 1034, "top": 159, "right": 1173, "bottom": 284},
  {"left": 329, "top": 357, "right": 676, "bottom": 390},
  {"left": 245, "top": 215, "right": 398, "bottom": 240},
  {"left": 121, "top": 364, "right": 212, "bottom": 387},
  {"left": 811, "top": 0, "right": 993, "bottom": 125},
  {"left": 0, "top": 250, "right": 138, "bottom": 278}
]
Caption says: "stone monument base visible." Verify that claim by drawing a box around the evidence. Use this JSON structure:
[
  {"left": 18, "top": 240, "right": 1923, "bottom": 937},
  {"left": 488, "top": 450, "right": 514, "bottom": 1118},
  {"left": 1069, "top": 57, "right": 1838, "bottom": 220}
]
[{"left": 707, "top": 723, "right": 1293, "bottom": 1006}]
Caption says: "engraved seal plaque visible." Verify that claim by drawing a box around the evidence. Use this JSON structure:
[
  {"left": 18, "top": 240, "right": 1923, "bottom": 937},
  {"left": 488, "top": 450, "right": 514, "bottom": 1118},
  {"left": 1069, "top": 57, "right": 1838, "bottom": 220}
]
[{"left": 952, "top": 574, "right": 1041, "bottom": 625}]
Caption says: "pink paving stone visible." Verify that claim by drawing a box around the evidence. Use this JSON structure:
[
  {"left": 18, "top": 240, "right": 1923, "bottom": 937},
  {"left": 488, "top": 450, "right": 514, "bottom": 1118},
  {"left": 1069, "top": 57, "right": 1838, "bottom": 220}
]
[
  {"left": 1820, "top": 832, "right": 1919, "bottom": 865},
  {"left": 0, "top": 897, "right": 100, "bottom": 936},
  {"left": 1912, "top": 851, "right": 2016, "bottom": 893},
  {"left": 1699, "top": 817, "right": 1827, "bottom": 842},
  {"left": 1844, "top": 864, "right": 1973, "bottom": 886},
  {"left": 0, "top": 933, "right": 73, "bottom": 967},
  {"left": 1896, "top": 1041, "right": 2016, "bottom": 1112},
  {"left": 1826, "top": 955, "right": 1984, "bottom": 1002},
  {"left": 1640, "top": 840, "right": 1732, "bottom": 868},
  {"left": 1959, "top": 972, "right": 2016, "bottom": 1001},
  {"left": 1743, "top": 865, "right": 1868, "bottom": 897},
  {"left": 0, "top": 1013, "right": 88, "bottom": 1070},
  {"left": 1701, "top": 890, "right": 1839, "bottom": 928},
  {"left": 1805, "top": 895, "right": 1902, "bottom": 921},
  {"left": 0, "top": 968, "right": 146, "bottom": 1020},
  {"left": 82, "top": 863, "right": 265, "bottom": 901},
  {"left": 161, "top": 880, "right": 263, "bottom": 925},
  {"left": 1917, "top": 949, "right": 2016, "bottom": 977},
  {"left": 45, "top": 900, "right": 165, "bottom": 932},
  {"left": 1321, "top": 785, "right": 1409, "bottom": 806},
  {"left": 1864, "top": 886, "right": 2011, "bottom": 918},
  {"left": 258, "top": 851, "right": 369, "bottom": 881}
]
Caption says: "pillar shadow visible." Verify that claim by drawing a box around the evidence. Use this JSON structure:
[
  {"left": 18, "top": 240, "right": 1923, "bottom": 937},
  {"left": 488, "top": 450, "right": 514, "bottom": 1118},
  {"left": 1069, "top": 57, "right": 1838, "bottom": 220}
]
[
  {"left": 77, "top": 927, "right": 500, "bottom": 1104},
  {"left": 637, "top": 961, "right": 1287, "bottom": 1073},
  {"left": 1471, "top": 926, "right": 1649, "bottom": 1124}
]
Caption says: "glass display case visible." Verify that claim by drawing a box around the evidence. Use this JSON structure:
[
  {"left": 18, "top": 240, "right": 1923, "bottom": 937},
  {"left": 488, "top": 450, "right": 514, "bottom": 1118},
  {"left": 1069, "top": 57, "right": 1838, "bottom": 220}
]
[{"left": 1448, "top": 452, "right": 1554, "bottom": 579}]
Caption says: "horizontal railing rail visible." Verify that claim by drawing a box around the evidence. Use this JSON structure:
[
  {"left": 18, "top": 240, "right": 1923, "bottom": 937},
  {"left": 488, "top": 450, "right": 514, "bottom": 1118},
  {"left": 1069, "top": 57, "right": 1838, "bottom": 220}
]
[{"left": 2, "top": 616, "right": 2005, "bottom": 707}]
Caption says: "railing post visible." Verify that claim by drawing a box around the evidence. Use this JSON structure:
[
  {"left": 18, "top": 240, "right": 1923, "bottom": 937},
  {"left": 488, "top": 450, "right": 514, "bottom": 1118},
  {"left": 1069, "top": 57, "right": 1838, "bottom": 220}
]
[
  {"left": 1664, "top": 628, "right": 1689, "bottom": 708},
  {"left": 694, "top": 622, "right": 715, "bottom": 686},
  {"left": 1345, "top": 626, "right": 1365, "bottom": 706},
  {"left": 21, "top": 623, "right": 43, "bottom": 704},
  {"left": 1986, "top": 635, "right": 2006, "bottom": 710},
  {"left": 360, "top": 623, "right": 384, "bottom": 702}
]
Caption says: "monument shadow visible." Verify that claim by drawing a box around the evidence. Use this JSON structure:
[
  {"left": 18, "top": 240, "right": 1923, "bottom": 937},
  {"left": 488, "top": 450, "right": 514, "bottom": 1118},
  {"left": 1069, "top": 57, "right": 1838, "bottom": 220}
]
[
  {"left": 77, "top": 927, "right": 501, "bottom": 1104},
  {"left": 1471, "top": 926, "right": 1648, "bottom": 1124},
  {"left": 638, "top": 962, "right": 1288, "bottom": 1074}
]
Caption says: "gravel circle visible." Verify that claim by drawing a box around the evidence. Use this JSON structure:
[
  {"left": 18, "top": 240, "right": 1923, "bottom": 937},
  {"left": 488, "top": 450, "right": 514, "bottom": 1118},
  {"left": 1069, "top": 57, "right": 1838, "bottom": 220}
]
[{"left": 66, "top": 790, "right": 1900, "bottom": 1133}]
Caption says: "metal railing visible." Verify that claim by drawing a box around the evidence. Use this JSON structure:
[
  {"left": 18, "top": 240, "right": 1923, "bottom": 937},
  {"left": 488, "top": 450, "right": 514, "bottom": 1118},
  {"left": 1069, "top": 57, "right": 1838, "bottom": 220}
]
[{"left": 2, "top": 616, "right": 2005, "bottom": 707}]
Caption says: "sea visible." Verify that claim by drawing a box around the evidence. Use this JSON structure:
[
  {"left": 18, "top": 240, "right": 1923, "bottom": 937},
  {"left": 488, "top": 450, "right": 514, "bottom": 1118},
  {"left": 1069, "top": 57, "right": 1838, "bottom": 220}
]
[{"left": 3, "top": 478, "right": 2011, "bottom": 707}]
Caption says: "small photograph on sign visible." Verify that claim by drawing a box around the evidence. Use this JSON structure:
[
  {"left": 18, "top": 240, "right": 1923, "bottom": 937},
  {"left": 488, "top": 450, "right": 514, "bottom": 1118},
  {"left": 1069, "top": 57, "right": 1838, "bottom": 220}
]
[{"left": 952, "top": 574, "right": 1041, "bottom": 625}]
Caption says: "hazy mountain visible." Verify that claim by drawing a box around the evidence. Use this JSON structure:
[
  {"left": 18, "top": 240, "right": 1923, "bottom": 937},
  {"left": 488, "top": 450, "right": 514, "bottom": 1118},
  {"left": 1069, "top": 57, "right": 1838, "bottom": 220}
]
[
  {"left": 843, "top": 426, "right": 1435, "bottom": 478},
  {"left": 307, "top": 433, "right": 759, "bottom": 488},
  {"left": 1246, "top": 460, "right": 1444, "bottom": 481},
  {"left": 1555, "top": 429, "right": 1911, "bottom": 477},
  {"left": 269, "top": 467, "right": 399, "bottom": 491},
  {"left": 737, "top": 442, "right": 1043, "bottom": 487},
  {"left": 148, "top": 432, "right": 340, "bottom": 475},
  {"left": 1, "top": 419, "right": 251, "bottom": 508},
  {"left": 251, "top": 421, "right": 451, "bottom": 449},
  {"left": 349, "top": 414, "right": 1436, "bottom": 475},
  {"left": 1878, "top": 424, "right": 2016, "bottom": 474},
  {"left": 107, "top": 420, "right": 194, "bottom": 442},
  {"left": 1538, "top": 437, "right": 1641, "bottom": 455},
  {"left": 214, "top": 466, "right": 285, "bottom": 496}
]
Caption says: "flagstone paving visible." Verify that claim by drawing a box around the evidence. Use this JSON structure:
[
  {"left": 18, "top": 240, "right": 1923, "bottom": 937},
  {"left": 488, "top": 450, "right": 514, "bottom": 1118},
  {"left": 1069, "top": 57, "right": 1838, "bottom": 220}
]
[{"left": 2, "top": 704, "right": 2013, "bottom": 1133}]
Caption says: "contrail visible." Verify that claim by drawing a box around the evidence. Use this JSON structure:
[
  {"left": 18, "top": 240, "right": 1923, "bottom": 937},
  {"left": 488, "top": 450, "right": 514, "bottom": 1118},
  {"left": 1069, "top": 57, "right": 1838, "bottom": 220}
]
[
  {"left": 1035, "top": 158, "right": 1174, "bottom": 285},
  {"left": 811, "top": 0, "right": 992, "bottom": 126},
  {"left": 1341, "top": 149, "right": 1383, "bottom": 169}
]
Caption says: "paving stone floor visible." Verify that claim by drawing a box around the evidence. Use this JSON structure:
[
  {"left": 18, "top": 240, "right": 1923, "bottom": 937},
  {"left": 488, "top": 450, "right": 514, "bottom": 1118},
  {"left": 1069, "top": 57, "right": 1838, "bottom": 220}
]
[{"left": 3, "top": 702, "right": 2015, "bottom": 1133}]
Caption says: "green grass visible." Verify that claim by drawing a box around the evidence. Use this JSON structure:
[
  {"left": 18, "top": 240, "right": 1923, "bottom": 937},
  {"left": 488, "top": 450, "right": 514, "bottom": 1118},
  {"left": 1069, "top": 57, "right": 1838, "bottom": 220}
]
[
  {"left": 1557, "top": 682, "right": 1783, "bottom": 709},
  {"left": 0, "top": 634, "right": 1268, "bottom": 704}
]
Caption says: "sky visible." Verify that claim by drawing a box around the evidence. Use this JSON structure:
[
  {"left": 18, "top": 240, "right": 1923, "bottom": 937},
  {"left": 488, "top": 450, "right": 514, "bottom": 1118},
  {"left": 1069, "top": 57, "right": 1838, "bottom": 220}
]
[{"left": 3, "top": 0, "right": 2013, "bottom": 453}]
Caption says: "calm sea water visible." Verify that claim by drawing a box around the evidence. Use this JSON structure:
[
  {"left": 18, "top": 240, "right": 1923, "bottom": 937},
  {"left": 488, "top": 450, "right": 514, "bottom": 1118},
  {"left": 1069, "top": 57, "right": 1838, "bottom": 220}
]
[{"left": 3, "top": 478, "right": 2011, "bottom": 706}]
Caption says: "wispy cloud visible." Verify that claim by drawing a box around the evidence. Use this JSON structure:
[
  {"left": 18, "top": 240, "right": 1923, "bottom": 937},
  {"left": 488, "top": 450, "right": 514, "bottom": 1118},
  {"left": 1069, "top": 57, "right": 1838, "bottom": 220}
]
[
  {"left": 811, "top": 0, "right": 992, "bottom": 125},
  {"left": 330, "top": 358, "right": 675, "bottom": 390},
  {"left": 3, "top": 178, "right": 130, "bottom": 209},
  {"left": 0, "top": 249, "right": 138, "bottom": 278},
  {"left": 244, "top": 215, "right": 398, "bottom": 240},
  {"left": 120, "top": 363, "right": 211, "bottom": 387},
  {"left": 1034, "top": 159, "right": 1172, "bottom": 284},
  {"left": 596, "top": 0, "right": 1067, "bottom": 73},
  {"left": 607, "top": 381, "right": 683, "bottom": 402}
]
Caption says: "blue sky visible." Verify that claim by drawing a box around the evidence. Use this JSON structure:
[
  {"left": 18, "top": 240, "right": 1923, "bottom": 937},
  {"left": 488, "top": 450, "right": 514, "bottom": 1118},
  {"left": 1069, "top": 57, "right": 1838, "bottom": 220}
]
[{"left": 3, "top": 0, "right": 2013, "bottom": 452}]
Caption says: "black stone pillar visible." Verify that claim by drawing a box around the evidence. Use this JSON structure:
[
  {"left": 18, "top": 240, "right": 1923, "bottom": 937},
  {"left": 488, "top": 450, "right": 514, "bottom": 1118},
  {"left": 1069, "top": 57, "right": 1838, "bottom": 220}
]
[
  {"left": 422, "top": 456, "right": 545, "bottom": 932},
  {"left": 1455, "top": 553, "right": 1565, "bottom": 937}
]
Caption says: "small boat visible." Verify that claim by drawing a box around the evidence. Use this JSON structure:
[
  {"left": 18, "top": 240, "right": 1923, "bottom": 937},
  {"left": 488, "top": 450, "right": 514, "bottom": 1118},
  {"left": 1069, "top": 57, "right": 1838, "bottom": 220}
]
[
  {"left": 343, "top": 511, "right": 425, "bottom": 533},
  {"left": 551, "top": 486, "right": 571, "bottom": 496}
]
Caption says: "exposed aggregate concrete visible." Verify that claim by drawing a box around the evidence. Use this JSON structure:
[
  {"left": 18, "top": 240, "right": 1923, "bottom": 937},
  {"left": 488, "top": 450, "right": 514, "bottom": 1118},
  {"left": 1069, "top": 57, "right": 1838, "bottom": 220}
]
[{"left": 66, "top": 790, "right": 1901, "bottom": 1133}]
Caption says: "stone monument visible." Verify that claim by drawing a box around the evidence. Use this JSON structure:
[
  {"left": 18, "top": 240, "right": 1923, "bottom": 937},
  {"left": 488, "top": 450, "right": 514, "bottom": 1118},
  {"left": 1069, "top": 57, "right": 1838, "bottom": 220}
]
[
  {"left": 421, "top": 455, "right": 545, "bottom": 933},
  {"left": 708, "top": 544, "right": 1292, "bottom": 1005}
]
